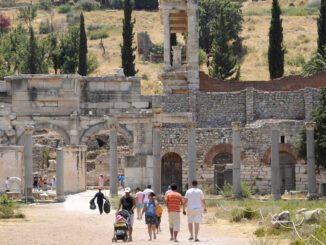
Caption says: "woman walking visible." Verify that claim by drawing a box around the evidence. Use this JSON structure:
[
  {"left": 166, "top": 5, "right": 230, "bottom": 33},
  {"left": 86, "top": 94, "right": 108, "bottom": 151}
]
[{"left": 141, "top": 192, "right": 158, "bottom": 241}]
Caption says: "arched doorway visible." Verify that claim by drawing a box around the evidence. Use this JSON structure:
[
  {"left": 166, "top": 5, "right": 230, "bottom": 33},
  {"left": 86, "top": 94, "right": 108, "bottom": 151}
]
[
  {"left": 280, "top": 152, "right": 296, "bottom": 193},
  {"left": 161, "top": 152, "right": 182, "bottom": 193},
  {"left": 213, "top": 153, "right": 233, "bottom": 194}
]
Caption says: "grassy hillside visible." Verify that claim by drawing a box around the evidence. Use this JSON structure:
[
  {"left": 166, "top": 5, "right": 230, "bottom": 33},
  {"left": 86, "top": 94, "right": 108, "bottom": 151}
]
[{"left": 0, "top": 0, "right": 320, "bottom": 94}]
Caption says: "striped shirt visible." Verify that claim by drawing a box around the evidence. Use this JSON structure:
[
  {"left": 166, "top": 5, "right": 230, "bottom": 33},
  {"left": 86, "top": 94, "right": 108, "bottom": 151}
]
[{"left": 166, "top": 191, "right": 183, "bottom": 212}]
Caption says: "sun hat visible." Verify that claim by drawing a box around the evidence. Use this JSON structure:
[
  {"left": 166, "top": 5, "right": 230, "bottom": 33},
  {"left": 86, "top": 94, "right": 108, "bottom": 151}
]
[{"left": 124, "top": 187, "right": 131, "bottom": 193}]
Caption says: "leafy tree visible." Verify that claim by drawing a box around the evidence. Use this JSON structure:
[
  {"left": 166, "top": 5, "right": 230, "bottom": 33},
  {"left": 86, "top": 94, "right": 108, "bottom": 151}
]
[
  {"left": 121, "top": 0, "right": 137, "bottom": 76},
  {"left": 134, "top": 0, "right": 158, "bottom": 10},
  {"left": 198, "top": 0, "right": 243, "bottom": 55},
  {"left": 317, "top": 0, "right": 326, "bottom": 56},
  {"left": 59, "top": 26, "right": 80, "bottom": 73},
  {"left": 78, "top": 12, "right": 88, "bottom": 76},
  {"left": 48, "top": 34, "right": 60, "bottom": 74},
  {"left": 268, "top": 0, "right": 285, "bottom": 79},
  {"left": 296, "top": 88, "right": 326, "bottom": 168},
  {"left": 302, "top": 49, "right": 326, "bottom": 76},
  {"left": 0, "top": 14, "right": 11, "bottom": 34},
  {"left": 18, "top": 3, "right": 38, "bottom": 28},
  {"left": 209, "top": 11, "right": 237, "bottom": 80}
]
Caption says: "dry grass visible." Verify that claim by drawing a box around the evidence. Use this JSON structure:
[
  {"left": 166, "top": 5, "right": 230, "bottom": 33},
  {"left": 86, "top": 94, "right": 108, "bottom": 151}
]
[{"left": 0, "top": 0, "right": 320, "bottom": 93}]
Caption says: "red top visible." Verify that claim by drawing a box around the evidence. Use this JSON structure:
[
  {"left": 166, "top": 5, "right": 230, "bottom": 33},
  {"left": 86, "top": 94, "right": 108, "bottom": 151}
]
[{"left": 166, "top": 191, "right": 183, "bottom": 212}]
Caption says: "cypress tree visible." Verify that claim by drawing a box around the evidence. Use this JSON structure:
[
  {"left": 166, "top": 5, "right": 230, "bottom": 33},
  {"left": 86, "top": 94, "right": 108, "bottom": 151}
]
[
  {"left": 78, "top": 12, "right": 87, "bottom": 76},
  {"left": 317, "top": 0, "right": 326, "bottom": 56},
  {"left": 209, "top": 12, "right": 237, "bottom": 80},
  {"left": 268, "top": 0, "right": 285, "bottom": 79},
  {"left": 27, "top": 27, "right": 37, "bottom": 74},
  {"left": 121, "top": 0, "right": 136, "bottom": 76}
]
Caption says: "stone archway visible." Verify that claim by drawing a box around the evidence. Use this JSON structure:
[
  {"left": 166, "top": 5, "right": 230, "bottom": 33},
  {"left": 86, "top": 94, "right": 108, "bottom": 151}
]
[
  {"left": 161, "top": 152, "right": 182, "bottom": 193},
  {"left": 17, "top": 122, "right": 70, "bottom": 145}
]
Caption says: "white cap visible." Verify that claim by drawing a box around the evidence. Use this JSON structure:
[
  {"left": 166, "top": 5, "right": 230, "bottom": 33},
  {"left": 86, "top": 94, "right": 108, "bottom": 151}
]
[{"left": 124, "top": 187, "right": 131, "bottom": 193}]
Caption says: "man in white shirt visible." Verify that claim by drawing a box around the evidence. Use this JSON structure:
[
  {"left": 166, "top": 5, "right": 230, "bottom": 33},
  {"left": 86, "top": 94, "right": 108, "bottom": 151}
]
[
  {"left": 5, "top": 177, "right": 10, "bottom": 192},
  {"left": 142, "top": 184, "right": 154, "bottom": 203},
  {"left": 184, "top": 180, "right": 207, "bottom": 242}
]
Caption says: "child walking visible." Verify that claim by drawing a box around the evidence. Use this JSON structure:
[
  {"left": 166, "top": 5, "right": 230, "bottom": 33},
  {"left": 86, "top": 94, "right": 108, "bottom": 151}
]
[
  {"left": 141, "top": 192, "right": 158, "bottom": 241},
  {"left": 156, "top": 201, "right": 163, "bottom": 233}
]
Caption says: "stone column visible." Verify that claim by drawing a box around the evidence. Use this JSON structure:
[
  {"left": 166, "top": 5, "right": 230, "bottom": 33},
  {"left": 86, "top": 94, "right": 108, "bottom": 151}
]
[
  {"left": 23, "top": 125, "right": 34, "bottom": 202},
  {"left": 232, "top": 122, "right": 242, "bottom": 198},
  {"left": 152, "top": 123, "right": 161, "bottom": 194},
  {"left": 271, "top": 128, "right": 281, "bottom": 200},
  {"left": 163, "top": 9, "right": 171, "bottom": 70},
  {"left": 109, "top": 122, "right": 118, "bottom": 196},
  {"left": 172, "top": 46, "right": 182, "bottom": 68},
  {"left": 305, "top": 122, "right": 318, "bottom": 200},
  {"left": 187, "top": 122, "right": 197, "bottom": 188},
  {"left": 56, "top": 148, "right": 65, "bottom": 202}
]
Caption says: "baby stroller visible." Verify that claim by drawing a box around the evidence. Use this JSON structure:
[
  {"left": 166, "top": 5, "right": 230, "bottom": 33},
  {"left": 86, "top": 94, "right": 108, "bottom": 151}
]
[{"left": 112, "top": 210, "right": 130, "bottom": 243}]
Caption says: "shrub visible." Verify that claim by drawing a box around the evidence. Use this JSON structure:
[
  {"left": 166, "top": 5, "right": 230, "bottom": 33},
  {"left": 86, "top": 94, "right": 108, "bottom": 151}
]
[
  {"left": 243, "top": 207, "right": 258, "bottom": 219},
  {"left": 87, "top": 23, "right": 104, "bottom": 31},
  {"left": 66, "top": 12, "right": 80, "bottom": 26},
  {"left": 230, "top": 208, "right": 243, "bottom": 222},
  {"left": 241, "top": 182, "right": 254, "bottom": 198},
  {"left": 75, "top": 0, "right": 100, "bottom": 11},
  {"left": 39, "top": 19, "right": 52, "bottom": 34},
  {"left": 254, "top": 227, "right": 266, "bottom": 237},
  {"left": 287, "top": 54, "right": 306, "bottom": 67},
  {"left": 87, "top": 53, "right": 99, "bottom": 74},
  {"left": 0, "top": 0, "right": 16, "bottom": 7},
  {"left": 39, "top": 0, "right": 52, "bottom": 10},
  {"left": 149, "top": 43, "right": 163, "bottom": 54},
  {"left": 0, "top": 14, "right": 11, "bottom": 33},
  {"left": 199, "top": 49, "right": 207, "bottom": 66},
  {"left": 58, "top": 4, "right": 71, "bottom": 14},
  {"left": 219, "top": 183, "right": 233, "bottom": 197},
  {"left": 89, "top": 29, "right": 109, "bottom": 40},
  {"left": 142, "top": 73, "right": 149, "bottom": 80}
]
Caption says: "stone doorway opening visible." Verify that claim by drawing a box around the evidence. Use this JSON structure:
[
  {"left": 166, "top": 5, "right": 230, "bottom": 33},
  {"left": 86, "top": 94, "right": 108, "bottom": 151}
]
[
  {"left": 85, "top": 130, "right": 131, "bottom": 187},
  {"left": 161, "top": 152, "right": 182, "bottom": 193},
  {"left": 280, "top": 152, "right": 296, "bottom": 193},
  {"left": 213, "top": 153, "right": 233, "bottom": 194}
]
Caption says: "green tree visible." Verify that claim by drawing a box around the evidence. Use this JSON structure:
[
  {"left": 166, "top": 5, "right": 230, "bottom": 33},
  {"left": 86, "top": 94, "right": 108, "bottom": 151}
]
[
  {"left": 78, "top": 12, "right": 88, "bottom": 76},
  {"left": 317, "top": 0, "right": 326, "bottom": 56},
  {"left": 268, "top": 0, "right": 285, "bottom": 79},
  {"left": 296, "top": 88, "right": 326, "bottom": 168},
  {"left": 49, "top": 33, "right": 60, "bottom": 74},
  {"left": 18, "top": 3, "right": 37, "bottom": 28},
  {"left": 121, "top": 0, "right": 137, "bottom": 76},
  {"left": 198, "top": 0, "right": 243, "bottom": 55},
  {"left": 209, "top": 11, "right": 237, "bottom": 80},
  {"left": 302, "top": 49, "right": 326, "bottom": 76},
  {"left": 27, "top": 27, "right": 37, "bottom": 74},
  {"left": 59, "top": 26, "right": 80, "bottom": 74}
]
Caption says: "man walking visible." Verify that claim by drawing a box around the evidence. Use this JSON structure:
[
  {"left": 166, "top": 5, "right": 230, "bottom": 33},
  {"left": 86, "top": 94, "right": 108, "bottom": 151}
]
[
  {"left": 142, "top": 184, "right": 154, "bottom": 204},
  {"left": 184, "top": 180, "right": 207, "bottom": 242},
  {"left": 117, "top": 187, "right": 136, "bottom": 242},
  {"left": 165, "top": 183, "right": 185, "bottom": 242}
]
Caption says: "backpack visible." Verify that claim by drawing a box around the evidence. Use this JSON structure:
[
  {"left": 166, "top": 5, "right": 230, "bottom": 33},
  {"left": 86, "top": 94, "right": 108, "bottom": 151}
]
[{"left": 145, "top": 201, "right": 156, "bottom": 217}]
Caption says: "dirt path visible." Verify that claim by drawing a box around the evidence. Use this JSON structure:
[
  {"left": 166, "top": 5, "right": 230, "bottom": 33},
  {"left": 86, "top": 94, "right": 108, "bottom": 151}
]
[{"left": 0, "top": 191, "right": 254, "bottom": 245}]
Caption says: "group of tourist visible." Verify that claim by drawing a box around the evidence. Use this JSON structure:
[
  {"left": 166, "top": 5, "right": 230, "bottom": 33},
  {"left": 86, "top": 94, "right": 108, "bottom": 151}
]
[
  {"left": 32, "top": 176, "right": 56, "bottom": 192},
  {"left": 97, "top": 174, "right": 125, "bottom": 189},
  {"left": 100, "top": 180, "right": 206, "bottom": 242}
]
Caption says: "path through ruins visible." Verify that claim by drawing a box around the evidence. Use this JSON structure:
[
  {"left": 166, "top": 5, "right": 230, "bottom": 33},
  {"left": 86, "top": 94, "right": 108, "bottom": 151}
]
[{"left": 0, "top": 191, "right": 253, "bottom": 245}]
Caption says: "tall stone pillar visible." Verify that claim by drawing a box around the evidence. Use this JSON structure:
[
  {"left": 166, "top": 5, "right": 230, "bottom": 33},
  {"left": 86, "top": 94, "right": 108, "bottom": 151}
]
[
  {"left": 152, "top": 123, "right": 161, "bottom": 194},
  {"left": 271, "top": 128, "right": 281, "bottom": 200},
  {"left": 163, "top": 9, "right": 171, "bottom": 70},
  {"left": 305, "top": 122, "right": 318, "bottom": 200},
  {"left": 187, "top": 122, "right": 197, "bottom": 188},
  {"left": 109, "top": 122, "right": 118, "bottom": 196},
  {"left": 23, "top": 125, "right": 34, "bottom": 202},
  {"left": 232, "top": 122, "right": 242, "bottom": 198},
  {"left": 56, "top": 148, "right": 65, "bottom": 202}
]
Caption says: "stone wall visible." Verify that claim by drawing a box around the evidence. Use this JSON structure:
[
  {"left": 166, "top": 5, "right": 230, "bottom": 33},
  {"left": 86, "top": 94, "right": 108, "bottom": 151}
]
[{"left": 0, "top": 146, "right": 24, "bottom": 193}]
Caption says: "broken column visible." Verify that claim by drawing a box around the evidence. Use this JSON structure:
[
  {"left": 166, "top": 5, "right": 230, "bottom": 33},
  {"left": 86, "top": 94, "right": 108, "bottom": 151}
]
[
  {"left": 163, "top": 8, "right": 171, "bottom": 70},
  {"left": 232, "top": 122, "right": 242, "bottom": 198},
  {"left": 152, "top": 122, "right": 161, "bottom": 195},
  {"left": 187, "top": 122, "right": 197, "bottom": 188},
  {"left": 109, "top": 122, "right": 118, "bottom": 196},
  {"left": 305, "top": 122, "right": 318, "bottom": 200},
  {"left": 56, "top": 148, "right": 65, "bottom": 202},
  {"left": 23, "top": 125, "right": 34, "bottom": 202},
  {"left": 271, "top": 128, "right": 281, "bottom": 200}
]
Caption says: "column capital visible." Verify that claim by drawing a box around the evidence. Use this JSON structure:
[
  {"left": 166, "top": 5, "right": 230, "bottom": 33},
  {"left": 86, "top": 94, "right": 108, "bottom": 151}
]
[
  {"left": 231, "top": 121, "right": 241, "bottom": 131},
  {"left": 153, "top": 122, "right": 162, "bottom": 131},
  {"left": 24, "top": 125, "right": 34, "bottom": 134},
  {"left": 305, "top": 121, "right": 316, "bottom": 131},
  {"left": 153, "top": 107, "right": 162, "bottom": 114}
]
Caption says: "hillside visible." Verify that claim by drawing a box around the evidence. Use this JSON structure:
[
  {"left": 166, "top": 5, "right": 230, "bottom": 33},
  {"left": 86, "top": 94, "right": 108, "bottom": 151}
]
[{"left": 0, "top": 0, "right": 320, "bottom": 94}]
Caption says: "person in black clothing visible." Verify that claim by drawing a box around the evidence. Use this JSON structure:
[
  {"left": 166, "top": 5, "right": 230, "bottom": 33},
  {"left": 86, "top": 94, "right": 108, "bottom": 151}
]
[
  {"left": 117, "top": 187, "right": 136, "bottom": 242},
  {"left": 93, "top": 188, "right": 107, "bottom": 215}
]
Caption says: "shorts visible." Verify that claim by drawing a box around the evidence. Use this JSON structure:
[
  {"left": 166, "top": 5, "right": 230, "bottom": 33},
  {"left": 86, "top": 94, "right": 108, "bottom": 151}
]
[
  {"left": 168, "top": 212, "right": 180, "bottom": 232},
  {"left": 137, "top": 203, "right": 143, "bottom": 209},
  {"left": 145, "top": 215, "right": 157, "bottom": 225},
  {"left": 187, "top": 209, "right": 203, "bottom": 223}
]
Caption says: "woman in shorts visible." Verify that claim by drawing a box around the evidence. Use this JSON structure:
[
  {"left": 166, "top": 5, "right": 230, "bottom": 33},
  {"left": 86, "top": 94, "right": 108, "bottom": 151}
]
[{"left": 135, "top": 187, "right": 144, "bottom": 219}]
